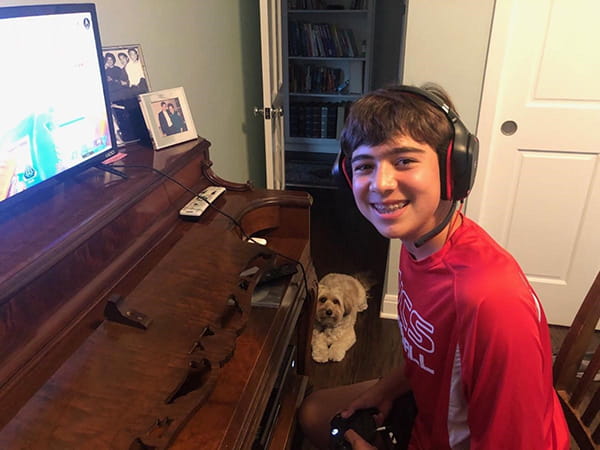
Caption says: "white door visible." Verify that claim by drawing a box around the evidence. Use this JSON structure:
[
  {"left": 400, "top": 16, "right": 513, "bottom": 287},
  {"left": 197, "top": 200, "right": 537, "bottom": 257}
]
[
  {"left": 468, "top": 0, "right": 600, "bottom": 326},
  {"left": 258, "top": 0, "right": 285, "bottom": 189}
]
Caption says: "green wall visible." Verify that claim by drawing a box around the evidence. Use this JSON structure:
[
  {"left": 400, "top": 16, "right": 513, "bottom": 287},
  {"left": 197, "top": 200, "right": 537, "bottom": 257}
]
[{"left": 3, "top": 0, "right": 266, "bottom": 186}]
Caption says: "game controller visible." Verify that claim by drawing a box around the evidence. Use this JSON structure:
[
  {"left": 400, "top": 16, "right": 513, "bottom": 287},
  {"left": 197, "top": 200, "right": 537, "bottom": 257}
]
[{"left": 329, "top": 407, "right": 379, "bottom": 449}]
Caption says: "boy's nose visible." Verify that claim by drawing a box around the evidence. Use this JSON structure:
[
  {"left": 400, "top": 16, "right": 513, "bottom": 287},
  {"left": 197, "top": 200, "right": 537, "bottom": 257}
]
[{"left": 372, "top": 163, "right": 396, "bottom": 192}]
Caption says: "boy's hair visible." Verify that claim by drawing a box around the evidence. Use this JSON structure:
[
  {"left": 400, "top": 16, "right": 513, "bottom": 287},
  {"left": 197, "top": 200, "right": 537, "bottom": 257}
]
[{"left": 340, "top": 83, "right": 456, "bottom": 158}]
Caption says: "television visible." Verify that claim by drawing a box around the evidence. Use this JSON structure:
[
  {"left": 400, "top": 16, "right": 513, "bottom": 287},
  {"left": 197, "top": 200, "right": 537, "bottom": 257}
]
[{"left": 0, "top": 3, "right": 117, "bottom": 208}]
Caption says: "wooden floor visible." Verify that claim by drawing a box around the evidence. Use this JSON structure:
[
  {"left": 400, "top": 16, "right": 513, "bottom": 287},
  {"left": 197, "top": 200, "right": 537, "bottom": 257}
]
[
  {"left": 296, "top": 186, "right": 404, "bottom": 391},
  {"left": 289, "top": 186, "right": 578, "bottom": 449},
  {"left": 287, "top": 186, "right": 404, "bottom": 450}
]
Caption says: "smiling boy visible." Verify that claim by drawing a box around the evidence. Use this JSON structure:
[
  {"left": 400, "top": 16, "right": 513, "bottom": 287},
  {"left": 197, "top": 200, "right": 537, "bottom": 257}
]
[{"left": 298, "top": 84, "right": 569, "bottom": 449}]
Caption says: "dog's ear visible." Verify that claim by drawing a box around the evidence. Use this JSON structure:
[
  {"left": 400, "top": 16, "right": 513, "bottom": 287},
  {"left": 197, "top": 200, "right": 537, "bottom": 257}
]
[
  {"left": 318, "top": 281, "right": 329, "bottom": 295},
  {"left": 342, "top": 295, "right": 353, "bottom": 316}
]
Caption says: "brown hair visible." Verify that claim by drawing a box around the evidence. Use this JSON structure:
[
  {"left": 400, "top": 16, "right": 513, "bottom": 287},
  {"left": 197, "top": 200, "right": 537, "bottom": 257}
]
[{"left": 340, "top": 83, "right": 456, "bottom": 158}]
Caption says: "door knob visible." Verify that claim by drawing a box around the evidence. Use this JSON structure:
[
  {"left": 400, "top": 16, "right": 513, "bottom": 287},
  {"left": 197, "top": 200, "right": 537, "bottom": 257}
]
[
  {"left": 253, "top": 106, "right": 284, "bottom": 120},
  {"left": 501, "top": 120, "right": 518, "bottom": 136}
]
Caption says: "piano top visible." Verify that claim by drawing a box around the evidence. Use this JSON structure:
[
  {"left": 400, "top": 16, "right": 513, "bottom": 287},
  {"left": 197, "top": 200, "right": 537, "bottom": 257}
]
[{"left": 0, "top": 138, "right": 316, "bottom": 448}]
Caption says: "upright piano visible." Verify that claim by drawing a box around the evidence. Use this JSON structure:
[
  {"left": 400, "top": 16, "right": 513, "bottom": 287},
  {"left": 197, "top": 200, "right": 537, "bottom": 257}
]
[{"left": 0, "top": 138, "right": 317, "bottom": 449}]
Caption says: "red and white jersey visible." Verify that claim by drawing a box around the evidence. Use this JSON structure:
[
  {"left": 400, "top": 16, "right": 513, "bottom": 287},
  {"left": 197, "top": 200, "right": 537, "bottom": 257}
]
[{"left": 397, "top": 214, "right": 569, "bottom": 449}]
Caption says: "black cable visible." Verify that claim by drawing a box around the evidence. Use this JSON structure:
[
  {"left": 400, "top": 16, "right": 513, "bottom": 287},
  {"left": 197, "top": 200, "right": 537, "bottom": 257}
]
[
  {"left": 107, "top": 163, "right": 310, "bottom": 303},
  {"left": 110, "top": 163, "right": 242, "bottom": 227}
]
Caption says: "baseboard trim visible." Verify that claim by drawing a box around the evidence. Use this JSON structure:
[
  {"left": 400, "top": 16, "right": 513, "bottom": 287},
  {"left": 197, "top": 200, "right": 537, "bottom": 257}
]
[{"left": 379, "top": 293, "right": 398, "bottom": 320}]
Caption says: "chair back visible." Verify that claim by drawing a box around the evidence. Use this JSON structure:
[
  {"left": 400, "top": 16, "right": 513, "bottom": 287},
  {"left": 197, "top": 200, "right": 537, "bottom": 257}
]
[{"left": 553, "top": 271, "right": 600, "bottom": 450}]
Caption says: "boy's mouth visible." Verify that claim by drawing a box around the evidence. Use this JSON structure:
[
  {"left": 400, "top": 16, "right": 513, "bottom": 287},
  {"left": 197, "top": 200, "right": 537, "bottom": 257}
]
[{"left": 372, "top": 200, "right": 409, "bottom": 214}]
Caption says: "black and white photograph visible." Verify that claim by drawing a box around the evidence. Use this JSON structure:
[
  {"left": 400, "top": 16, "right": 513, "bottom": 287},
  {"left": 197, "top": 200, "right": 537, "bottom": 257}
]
[
  {"left": 102, "top": 44, "right": 150, "bottom": 145},
  {"left": 138, "top": 87, "right": 197, "bottom": 150}
]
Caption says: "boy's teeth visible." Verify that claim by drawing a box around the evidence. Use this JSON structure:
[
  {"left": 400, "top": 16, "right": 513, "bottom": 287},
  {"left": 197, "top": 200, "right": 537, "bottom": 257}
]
[{"left": 374, "top": 202, "right": 407, "bottom": 213}]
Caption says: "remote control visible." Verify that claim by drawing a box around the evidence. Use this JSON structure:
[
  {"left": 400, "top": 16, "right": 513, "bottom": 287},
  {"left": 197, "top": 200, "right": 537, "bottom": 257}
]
[
  {"left": 179, "top": 186, "right": 226, "bottom": 218},
  {"left": 330, "top": 408, "right": 379, "bottom": 449}
]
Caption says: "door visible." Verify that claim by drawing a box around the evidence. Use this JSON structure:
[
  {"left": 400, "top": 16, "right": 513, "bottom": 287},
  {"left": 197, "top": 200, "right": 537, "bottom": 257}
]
[
  {"left": 258, "top": 0, "right": 285, "bottom": 189},
  {"left": 468, "top": 0, "right": 600, "bottom": 325}
]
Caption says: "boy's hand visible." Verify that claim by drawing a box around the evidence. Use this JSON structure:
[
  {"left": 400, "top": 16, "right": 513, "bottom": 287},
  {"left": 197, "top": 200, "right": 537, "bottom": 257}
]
[
  {"left": 344, "top": 429, "right": 376, "bottom": 449},
  {"left": 340, "top": 385, "right": 391, "bottom": 426},
  {"left": 342, "top": 367, "right": 409, "bottom": 424}
]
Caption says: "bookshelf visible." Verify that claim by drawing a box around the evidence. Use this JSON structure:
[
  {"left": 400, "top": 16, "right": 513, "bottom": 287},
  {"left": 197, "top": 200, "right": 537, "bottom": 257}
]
[{"left": 284, "top": 0, "right": 375, "bottom": 189}]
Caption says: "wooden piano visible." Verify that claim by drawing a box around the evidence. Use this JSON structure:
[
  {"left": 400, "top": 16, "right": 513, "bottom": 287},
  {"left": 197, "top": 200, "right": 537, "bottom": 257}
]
[{"left": 0, "top": 138, "right": 317, "bottom": 449}]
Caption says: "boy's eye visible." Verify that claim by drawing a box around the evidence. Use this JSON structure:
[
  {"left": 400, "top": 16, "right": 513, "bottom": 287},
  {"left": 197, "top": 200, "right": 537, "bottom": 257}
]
[
  {"left": 395, "top": 158, "right": 414, "bottom": 168},
  {"left": 352, "top": 162, "right": 373, "bottom": 173}
]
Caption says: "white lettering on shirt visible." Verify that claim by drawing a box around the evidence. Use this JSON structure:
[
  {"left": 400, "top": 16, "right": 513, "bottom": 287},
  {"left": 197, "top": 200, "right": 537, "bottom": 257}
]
[{"left": 398, "top": 276, "right": 435, "bottom": 374}]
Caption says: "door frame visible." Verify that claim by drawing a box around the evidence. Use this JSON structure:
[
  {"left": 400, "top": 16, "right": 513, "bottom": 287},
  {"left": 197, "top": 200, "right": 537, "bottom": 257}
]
[
  {"left": 258, "top": 0, "right": 286, "bottom": 189},
  {"left": 466, "top": 0, "right": 509, "bottom": 221}
]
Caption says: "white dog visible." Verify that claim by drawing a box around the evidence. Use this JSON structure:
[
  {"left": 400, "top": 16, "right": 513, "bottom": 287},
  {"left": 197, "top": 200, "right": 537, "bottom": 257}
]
[{"left": 311, "top": 273, "right": 368, "bottom": 363}]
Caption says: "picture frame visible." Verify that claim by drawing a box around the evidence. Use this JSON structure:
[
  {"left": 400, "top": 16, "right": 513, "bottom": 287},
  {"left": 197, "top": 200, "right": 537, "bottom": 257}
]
[
  {"left": 138, "top": 87, "right": 198, "bottom": 150},
  {"left": 101, "top": 44, "right": 151, "bottom": 146}
]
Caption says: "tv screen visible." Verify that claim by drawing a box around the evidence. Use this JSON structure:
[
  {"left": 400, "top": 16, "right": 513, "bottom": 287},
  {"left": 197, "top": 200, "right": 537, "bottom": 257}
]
[{"left": 0, "top": 3, "right": 117, "bottom": 207}]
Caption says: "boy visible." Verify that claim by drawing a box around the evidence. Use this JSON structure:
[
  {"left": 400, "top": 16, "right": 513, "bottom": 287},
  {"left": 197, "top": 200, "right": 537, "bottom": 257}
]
[{"left": 298, "top": 84, "right": 569, "bottom": 449}]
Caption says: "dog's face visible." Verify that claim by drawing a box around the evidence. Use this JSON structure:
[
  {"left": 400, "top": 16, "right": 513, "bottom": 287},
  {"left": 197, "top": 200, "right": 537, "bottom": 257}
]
[{"left": 315, "top": 282, "right": 353, "bottom": 328}]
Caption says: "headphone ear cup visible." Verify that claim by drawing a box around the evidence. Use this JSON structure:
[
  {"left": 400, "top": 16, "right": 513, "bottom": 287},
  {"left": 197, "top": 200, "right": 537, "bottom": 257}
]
[
  {"left": 449, "top": 127, "right": 479, "bottom": 201},
  {"left": 332, "top": 151, "right": 352, "bottom": 188},
  {"left": 342, "top": 155, "right": 352, "bottom": 187},
  {"left": 393, "top": 85, "right": 479, "bottom": 201},
  {"left": 464, "top": 134, "right": 479, "bottom": 197}
]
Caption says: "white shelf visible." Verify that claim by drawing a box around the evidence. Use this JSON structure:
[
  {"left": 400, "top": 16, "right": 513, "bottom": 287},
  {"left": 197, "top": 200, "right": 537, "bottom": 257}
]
[
  {"left": 290, "top": 92, "right": 362, "bottom": 99},
  {"left": 289, "top": 9, "right": 369, "bottom": 13},
  {"left": 288, "top": 136, "right": 338, "bottom": 144},
  {"left": 289, "top": 56, "right": 366, "bottom": 61},
  {"left": 283, "top": 0, "right": 375, "bottom": 186}
]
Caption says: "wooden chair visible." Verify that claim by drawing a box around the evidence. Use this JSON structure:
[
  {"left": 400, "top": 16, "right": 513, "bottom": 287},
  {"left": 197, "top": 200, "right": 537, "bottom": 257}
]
[{"left": 553, "top": 271, "right": 600, "bottom": 450}]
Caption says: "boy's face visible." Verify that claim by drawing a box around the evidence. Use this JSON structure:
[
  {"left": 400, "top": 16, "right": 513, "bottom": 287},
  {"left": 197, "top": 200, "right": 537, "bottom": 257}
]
[{"left": 350, "top": 134, "right": 443, "bottom": 242}]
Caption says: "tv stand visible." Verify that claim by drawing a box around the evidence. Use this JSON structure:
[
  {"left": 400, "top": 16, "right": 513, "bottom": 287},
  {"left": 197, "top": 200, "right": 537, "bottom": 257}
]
[{"left": 94, "top": 162, "right": 129, "bottom": 179}]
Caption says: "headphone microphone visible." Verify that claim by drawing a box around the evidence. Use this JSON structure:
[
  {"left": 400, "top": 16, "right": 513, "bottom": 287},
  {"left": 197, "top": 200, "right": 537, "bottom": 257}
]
[
  {"left": 334, "top": 85, "right": 479, "bottom": 246},
  {"left": 413, "top": 201, "right": 457, "bottom": 248}
]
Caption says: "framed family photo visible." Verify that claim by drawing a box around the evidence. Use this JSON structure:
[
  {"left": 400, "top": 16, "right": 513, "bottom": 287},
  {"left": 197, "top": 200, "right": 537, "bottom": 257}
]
[
  {"left": 101, "top": 44, "right": 151, "bottom": 146},
  {"left": 138, "top": 87, "right": 198, "bottom": 150}
]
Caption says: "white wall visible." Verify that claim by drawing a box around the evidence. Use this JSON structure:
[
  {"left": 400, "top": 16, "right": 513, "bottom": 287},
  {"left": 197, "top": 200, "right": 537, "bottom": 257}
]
[
  {"left": 3, "top": 0, "right": 266, "bottom": 186},
  {"left": 402, "top": 0, "right": 495, "bottom": 130},
  {"left": 381, "top": 0, "right": 496, "bottom": 318}
]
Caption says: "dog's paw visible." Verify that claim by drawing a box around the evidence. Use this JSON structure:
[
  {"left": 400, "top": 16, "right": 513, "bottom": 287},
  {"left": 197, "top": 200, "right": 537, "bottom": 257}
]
[
  {"left": 312, "top": 334, "right": 330, "bottom": 363},
  {"left": 329, "top": 347, "right": 347, "bottom": 362},
  {"left": 329, "top": 341, "right": 352, "bottom": 361},
  {"left": 312, "top": 349, "right": 329, "bottom": 363}
]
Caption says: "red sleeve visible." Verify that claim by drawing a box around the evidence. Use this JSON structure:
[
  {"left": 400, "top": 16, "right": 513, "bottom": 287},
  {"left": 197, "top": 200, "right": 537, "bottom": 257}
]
[{"left": 458, "top": 289, "right": 557, "bottom": 448}]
